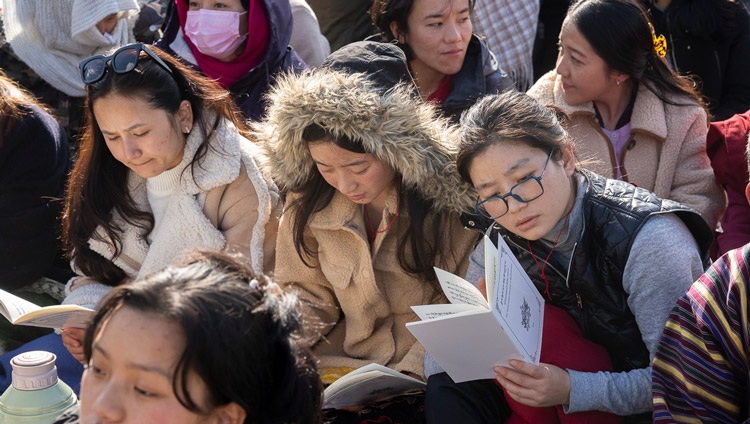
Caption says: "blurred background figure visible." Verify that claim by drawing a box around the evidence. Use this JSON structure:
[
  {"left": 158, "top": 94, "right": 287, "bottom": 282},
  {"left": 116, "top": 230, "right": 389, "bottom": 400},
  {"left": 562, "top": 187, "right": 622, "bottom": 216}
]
[
  {"left": 289, "top": 0, "right": 330, "bottom": 66},
  {"left": 643, "top": 0, "right": 750, "bottom": 121},
  {"left": 0, "top": 71, "right": 72, "bottom": 353},
  {"left": 706, "top": 110, "right": 750, "bottom": 258},
  {"left": 133, "top": 0, "right": 166, "bottom": 44},
  {"left": 308, "top": 0, "right": 376, "bottom": 52},
  {"left": 472, "top": 0, "right": 539, "bottom": 90},
  {"left": 370, "top": 0, "right": 514, "bottom": 122},
  {"left": 0, "top": 0, "right": 139, "bottom": 146},
  {"left": 157, "top": 0, "right": 306, "bottom": 121}
]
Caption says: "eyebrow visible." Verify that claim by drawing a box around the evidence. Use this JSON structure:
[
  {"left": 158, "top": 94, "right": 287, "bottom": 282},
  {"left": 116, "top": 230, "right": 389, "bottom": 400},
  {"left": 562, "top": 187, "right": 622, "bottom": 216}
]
[
  {"left": 423, "top": 6, "right": 470, "bottom": 20},
  {"left": 92, "top": 344, "right": 172, "bottom": 378},
  {"left": 100, "top": 123, "right": 147, "bottom": 136},
  {"left": 474, "top": 157, "right": 531, "bottom": 191},
  {"left": 313, "top": 159, "right": 370, "bottom": 168}
]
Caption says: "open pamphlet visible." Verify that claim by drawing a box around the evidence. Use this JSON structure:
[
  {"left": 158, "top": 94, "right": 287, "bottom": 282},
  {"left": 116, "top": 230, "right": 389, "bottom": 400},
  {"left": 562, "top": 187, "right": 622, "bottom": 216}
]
[
  {"left": 323, "top": 363, "right": 426, "bottom": 409},
  {"left": 0, "top": 288, "right": 94, "bottom": 329},
  {"left": 406, "top": 235, "right": 544, "bottom": 383}
]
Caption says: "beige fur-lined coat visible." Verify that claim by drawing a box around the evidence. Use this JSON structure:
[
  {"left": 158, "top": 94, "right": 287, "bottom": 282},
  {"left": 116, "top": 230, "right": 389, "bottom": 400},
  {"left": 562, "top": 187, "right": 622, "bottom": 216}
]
[
  {"left": 259, "top": 70, "right": 479, "bottom": 379},
  {"left": 65, "top": 118, "right": 280, "bottom": 308},
  {"left": 529, "top": 71, "right": 724, "bottom": 229}
]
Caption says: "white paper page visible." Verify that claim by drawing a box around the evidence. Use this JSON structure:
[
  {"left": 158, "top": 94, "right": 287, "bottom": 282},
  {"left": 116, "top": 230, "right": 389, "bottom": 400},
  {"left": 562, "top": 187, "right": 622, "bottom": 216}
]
[
  {"left": 411, "top": 304, "right": 483, "bottom": 321},
  {"left": 483, "top": 235, "right": 498, "bottom": 307},
  {"left": 491, "top": 237, "right": 544, "bottom": 364},
  {"left": 18, "top": 309, "right": 95, "bottom": 329},
  {"left": 407, "top": 311, "right": 524, "bottom": 382},
  {"left": 0, "top": 289, "right": 41, "bottom": 322},
  {"left": 433, "top": 267, "right": 489, "bottom": 309}
]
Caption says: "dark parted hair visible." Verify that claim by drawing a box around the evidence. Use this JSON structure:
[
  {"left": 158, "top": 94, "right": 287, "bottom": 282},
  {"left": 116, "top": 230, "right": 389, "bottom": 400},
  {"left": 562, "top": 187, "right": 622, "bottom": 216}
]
[
  {"left": 567, "top": 0, "right": 705, "bottom": 109},
  {"left": 83, "top": 249, "right": 322, "bottom": 424},
  {"left": 63, "top": 44, "right": 251, "bottom": 286},
  {"left": 291, "top": 123, "right": 452, "bottom": 283},
  {"left": 456, "top": 90, "right": 571, "bottom": 184},
  {"left": 0, "top": 70, "right": 51, "bottom": 149}
]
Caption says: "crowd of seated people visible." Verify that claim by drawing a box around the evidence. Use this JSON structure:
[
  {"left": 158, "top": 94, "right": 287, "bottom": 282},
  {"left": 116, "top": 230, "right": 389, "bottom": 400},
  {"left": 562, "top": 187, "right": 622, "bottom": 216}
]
[{"left": 0, "top": 0, "right": 747, "bottom": 422}]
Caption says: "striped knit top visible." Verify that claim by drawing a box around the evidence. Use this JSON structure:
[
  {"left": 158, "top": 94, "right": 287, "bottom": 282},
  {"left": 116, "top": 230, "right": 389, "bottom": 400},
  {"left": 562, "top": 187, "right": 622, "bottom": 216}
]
[{"left": 652, "top": 243, "right": 750, "bottom": 423}]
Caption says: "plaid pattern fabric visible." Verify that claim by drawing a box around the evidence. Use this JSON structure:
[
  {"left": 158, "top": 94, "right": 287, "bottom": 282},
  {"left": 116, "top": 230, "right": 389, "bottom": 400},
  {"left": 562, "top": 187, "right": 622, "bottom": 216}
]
[
  {"left": 472, "top": 0, "right": 540, "bottom": 90},
  {"left": 652, "top": 244, "right": 750, "bottom": 423}
]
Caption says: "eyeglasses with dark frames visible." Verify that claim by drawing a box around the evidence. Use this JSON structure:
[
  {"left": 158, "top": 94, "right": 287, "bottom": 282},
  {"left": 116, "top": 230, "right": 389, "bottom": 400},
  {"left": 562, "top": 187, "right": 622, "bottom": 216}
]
[
  {"left": 475, "top": 150, "right": 555, "bottom": 220},
  {"left": 79, "top": 43, "right": 173, "bottom": 85}
]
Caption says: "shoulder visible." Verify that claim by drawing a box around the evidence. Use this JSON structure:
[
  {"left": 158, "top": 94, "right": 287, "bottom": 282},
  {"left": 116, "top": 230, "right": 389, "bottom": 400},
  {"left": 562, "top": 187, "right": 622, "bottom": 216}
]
[{"left": 527, "top": 70, "right": 557, "bottom": 102}]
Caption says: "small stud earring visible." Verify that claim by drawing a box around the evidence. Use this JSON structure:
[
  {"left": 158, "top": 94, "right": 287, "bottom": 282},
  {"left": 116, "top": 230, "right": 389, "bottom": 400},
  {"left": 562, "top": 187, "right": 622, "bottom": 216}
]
[
  {"left": 184, "top": 127, "right": 190, "bottom": 133},
  {"left": 616, "top": 80, "right": 621, "bottom": 86}
]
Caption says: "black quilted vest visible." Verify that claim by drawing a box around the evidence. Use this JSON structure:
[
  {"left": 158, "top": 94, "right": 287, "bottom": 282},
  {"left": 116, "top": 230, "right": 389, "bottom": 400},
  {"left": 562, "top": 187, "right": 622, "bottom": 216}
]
[{"left": 496, "top": 170, "right": 713, "bottom": 372}]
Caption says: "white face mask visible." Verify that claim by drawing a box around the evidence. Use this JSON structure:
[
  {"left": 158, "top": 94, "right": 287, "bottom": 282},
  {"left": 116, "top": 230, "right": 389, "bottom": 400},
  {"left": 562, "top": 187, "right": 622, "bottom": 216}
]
[{"left": 185, "top": 9, "right": 248, "bottom": 60}]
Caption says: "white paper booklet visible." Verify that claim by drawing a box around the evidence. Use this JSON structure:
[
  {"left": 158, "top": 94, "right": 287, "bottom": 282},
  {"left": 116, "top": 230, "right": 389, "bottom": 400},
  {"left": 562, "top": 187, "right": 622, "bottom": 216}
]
[
  {"left": 0, "top": 288, "right": 94, "bottom": 329},
  {"left": 406, "top": 235, "right": 544, "bottom": 383},
  {"left": 322, "top": 363, "right": 426, "bottom": 409}
]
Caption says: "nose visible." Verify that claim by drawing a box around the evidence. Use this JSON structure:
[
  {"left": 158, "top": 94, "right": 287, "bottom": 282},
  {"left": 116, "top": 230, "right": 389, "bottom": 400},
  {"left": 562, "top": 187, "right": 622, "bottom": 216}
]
[
  {"left": 121, "top": 136, "right": 142, "bottom": 162},
  {"left": 337, "top": 172, "right": 358, "bottom": 195},
  {"left": 443, "top": 21, "right": 463, "bottom": 44},
  {"left": 506, "top": 195, "right": 528, "bottom": 215},
  {"left": 89, "top": 381, "right": 126, "bottom": 422}
]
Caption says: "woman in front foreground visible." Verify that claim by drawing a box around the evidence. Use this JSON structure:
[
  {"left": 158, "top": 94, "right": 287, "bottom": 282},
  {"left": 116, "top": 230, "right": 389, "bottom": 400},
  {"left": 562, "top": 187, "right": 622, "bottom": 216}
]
[{"left": 53, "top": 250, "right": 321, "bottom": 423}]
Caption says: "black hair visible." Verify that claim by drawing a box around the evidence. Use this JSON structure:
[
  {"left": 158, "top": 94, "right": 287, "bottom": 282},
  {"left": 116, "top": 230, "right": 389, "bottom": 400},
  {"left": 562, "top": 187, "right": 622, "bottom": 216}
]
[
  {"left": 289, "top": 123, "right": 450, "bottom": 282},
  {"left": 370, "top": 0, "right": 476, "bottom": 58},
  {"left": 84, "top": 249, "right": 322, "bottom": 424},
  {"left": 457, "top": 91, "right": 571, "bottom": 184},
  {"left": 566, "top": 0, "right": 705, "bottom": 110},
  {"left": 64, "top": 45, "right": 251, "bottom": 286}
]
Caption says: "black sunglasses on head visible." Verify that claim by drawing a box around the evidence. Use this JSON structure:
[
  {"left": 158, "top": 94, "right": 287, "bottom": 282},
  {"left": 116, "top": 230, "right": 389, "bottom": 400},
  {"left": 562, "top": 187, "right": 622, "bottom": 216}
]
[{"left": 79, "top": 43, "right": 173, "bottom": 85}]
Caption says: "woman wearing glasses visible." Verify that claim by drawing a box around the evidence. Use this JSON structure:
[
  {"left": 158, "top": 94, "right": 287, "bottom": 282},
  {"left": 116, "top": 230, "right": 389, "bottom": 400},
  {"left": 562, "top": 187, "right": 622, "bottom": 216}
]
[
  {"left": 425, "top": 90, "right": 713, "bottom": 423},
  {"left": 258, "top": 63, "right": 479, "bottom": 421},
  {"left": 56, "top": 43, "right": 280, "bottom": 363}
]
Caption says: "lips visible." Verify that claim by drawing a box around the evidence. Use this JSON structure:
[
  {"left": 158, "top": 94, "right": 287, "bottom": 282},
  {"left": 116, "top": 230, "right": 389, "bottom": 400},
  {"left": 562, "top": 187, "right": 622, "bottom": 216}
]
[
  {"left": 515, "top": 216, "right": 538, "bottom": 231},
  {"left": 348, "top": 194, "right": 365, "bottom": 202}
]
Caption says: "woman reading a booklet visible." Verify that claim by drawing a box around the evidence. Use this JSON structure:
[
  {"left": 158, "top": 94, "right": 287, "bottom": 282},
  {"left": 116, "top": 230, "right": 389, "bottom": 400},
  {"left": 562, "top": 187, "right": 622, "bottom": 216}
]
[
  {"left": 424, "top": 90, "right": 713, "bottom": 423},
  {"left": 258, "top": 62, "right": 479, "bottom": 422},
  {"left": 0, "top": 43, "right": 281, "bottom": 393},
  {"left": 53, "top": 250, "right": 321, "bottom": 424}
]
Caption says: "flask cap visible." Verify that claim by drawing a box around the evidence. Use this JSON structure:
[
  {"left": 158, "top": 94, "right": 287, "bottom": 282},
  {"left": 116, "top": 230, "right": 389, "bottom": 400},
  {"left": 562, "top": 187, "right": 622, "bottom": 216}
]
[{"left": 10, "top": 351, "right": 58, "bottom": 391}]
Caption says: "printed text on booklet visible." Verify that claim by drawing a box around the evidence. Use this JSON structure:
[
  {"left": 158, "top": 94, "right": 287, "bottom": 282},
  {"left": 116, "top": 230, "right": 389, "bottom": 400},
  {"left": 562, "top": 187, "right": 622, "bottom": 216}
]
[{"left": 406, "top": 235, "right": 544, "bottom": 383}]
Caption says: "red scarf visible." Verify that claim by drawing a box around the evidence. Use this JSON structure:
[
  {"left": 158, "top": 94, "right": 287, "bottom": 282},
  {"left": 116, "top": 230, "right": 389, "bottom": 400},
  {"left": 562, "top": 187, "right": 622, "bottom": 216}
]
[
  {"left": 427, "top": 75, "right": 454, "bottom": 104},
  {"left": 176, "top": 0, "right": 269, "bottom": 88}
]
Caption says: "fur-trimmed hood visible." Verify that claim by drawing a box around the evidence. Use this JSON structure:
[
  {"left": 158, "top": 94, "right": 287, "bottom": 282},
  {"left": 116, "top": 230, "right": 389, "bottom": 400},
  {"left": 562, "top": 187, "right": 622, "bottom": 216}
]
[{"left": 256, "top": 68, "right": 475, "bottom": 214}]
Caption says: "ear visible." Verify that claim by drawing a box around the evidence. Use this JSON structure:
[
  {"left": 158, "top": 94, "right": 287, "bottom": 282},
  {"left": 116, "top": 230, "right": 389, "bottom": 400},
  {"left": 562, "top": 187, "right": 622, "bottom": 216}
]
[
  {"left": 177, "top": 100, "right": 194, "bottom": 133},
  {"left": 214, "top": 402, "right": 246, "bottom": 424},
  {"left": 389, "top": 21, "right": 405, "bottom": 43},
  {"left": 561, "top": 144, "right": 576, "bottom": 177},
  {"left": 745, "top": 182, "right": 750, "bottom": 206}
]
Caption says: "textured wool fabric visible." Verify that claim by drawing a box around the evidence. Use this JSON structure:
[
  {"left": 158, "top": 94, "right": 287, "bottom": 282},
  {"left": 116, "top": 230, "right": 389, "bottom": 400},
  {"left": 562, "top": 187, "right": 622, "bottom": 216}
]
[{"left": 2, "top": 0, "right": 138, "bottom": 97}]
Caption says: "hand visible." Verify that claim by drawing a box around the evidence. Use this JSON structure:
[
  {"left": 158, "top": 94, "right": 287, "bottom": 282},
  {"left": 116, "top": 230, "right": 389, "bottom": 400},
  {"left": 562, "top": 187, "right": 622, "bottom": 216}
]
[
  {"left": 494, "top": 360, "right": 571, "bottom": 408},
  {"left": 61, "top": 327, "right": 87, "bottom": 364},
  {"left": 477, "top": 277, "right": 487, "bottom": 300}
]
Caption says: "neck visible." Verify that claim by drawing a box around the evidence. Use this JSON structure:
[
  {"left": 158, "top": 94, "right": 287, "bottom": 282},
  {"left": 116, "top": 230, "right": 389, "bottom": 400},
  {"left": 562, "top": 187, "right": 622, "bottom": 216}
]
[
  {"left": 409, "top": 60, "right": 445, "bottom": 100},
  {"left": 593, "top": 82, "right": 634, "bottom": 131}
]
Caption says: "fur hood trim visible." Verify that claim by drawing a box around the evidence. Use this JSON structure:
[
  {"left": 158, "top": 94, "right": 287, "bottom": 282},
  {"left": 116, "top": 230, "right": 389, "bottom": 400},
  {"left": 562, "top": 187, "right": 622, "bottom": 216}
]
[{"left": 256, "top": 69, "right": 474, "bottom": 214}]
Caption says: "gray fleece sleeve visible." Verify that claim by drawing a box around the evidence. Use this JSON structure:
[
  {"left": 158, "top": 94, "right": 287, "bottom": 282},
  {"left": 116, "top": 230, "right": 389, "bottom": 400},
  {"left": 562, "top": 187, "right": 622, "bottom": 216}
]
[{"left": 566, "top": 214, "right": 703, "bottom": 414}]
